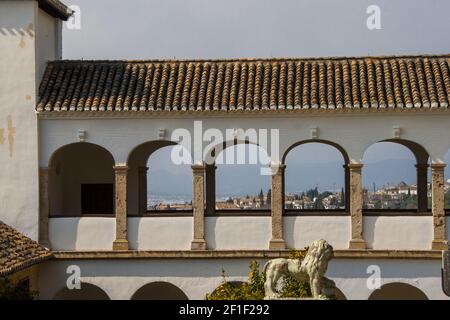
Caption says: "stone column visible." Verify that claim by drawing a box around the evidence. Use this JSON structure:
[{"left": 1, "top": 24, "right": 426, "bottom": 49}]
[
  {"left": 205, "top": 165, "right": 216, "bottom": 216},
  {"left": 269, "top": 164, "right": 286, "bottom": 250},
  {"left": 348, "top": 163, "right": 366, "bottom": 249},
  {"left": 39, "top": 167, "right": 50, "bottom": 248},
  {"left": 416, "top": 163, "right": 429, "bottom": 213},
  {"left": 431, "top": 163, "right": 448, "bottom": 250},
  {"left": 191, "top": 164, "right": 207, "bottom": 250},
  {"left": 113, "top": 165, "right": 129, "bottom": 250},
  {"left": 138, "top": 166, "right": 148, "bottom": 215}
]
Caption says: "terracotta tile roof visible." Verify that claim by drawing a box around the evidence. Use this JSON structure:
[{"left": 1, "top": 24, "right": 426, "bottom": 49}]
[
  {"left": 37, "top": 55, "right": 450, "bottom": 113},
  {"left": 0, "top": 222, "right": 53, "bottom": 277}
]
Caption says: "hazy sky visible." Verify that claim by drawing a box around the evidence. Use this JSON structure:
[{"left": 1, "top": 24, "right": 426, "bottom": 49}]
[
  {"left": 62, "top": 0, "right": 450, "bottom": 59},
  {"left": 60, "top": 0, "right": 450, "bottom": 195}
]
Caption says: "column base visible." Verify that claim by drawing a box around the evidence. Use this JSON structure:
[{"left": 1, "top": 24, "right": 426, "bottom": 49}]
[
  {"left": 191, "top": 239, "right": 207, "bottom": 250},
  {"left": 269, "top": 239, "right": 286, "bottom": 250},
  {"left": 431, "top": 240, "right": 449, "bottom": 250},
  {"left": 113, "top": 239, "right": 129, "bottom": 251},
  {"left": 348, "top": 239, "right": 366, "bottom": 250}
]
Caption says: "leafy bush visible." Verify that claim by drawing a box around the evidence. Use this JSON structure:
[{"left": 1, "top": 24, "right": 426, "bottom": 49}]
[
  {"left": 206, "top": 250, "right": 311, "bottom": 300},
  {"left": 0, "top": 277, "right": 37, "bottom": 300}
]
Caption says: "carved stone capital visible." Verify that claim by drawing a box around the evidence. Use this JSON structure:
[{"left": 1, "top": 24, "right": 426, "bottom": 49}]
[
  {"left": 431, "top": 163, "right": 446, "bottom": 171},
  {"left": 113, "top": 165, "right": 129, "bottom": 174},
  {"left": 270, "top": 163, "right": 286, "bottom": 176},
  {"left": 192, "top": 164, "right": 206, "bottom": 174},
  {"left": 348, "top": 163, "right": 364, "bottom": 171}
]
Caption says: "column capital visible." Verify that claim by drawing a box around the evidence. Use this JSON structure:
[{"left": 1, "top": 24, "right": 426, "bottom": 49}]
[
  {"left": 113, "top": 165, "right": 129, "bottom": 173},
  {"left": 270, "top": 163, "right": 286, "bottom": 175},
  {"left": 138, "top": 166, "right": 149, "bottom": 173},
  {"left": 415, "top": 163, "right": 430, "bottom": 169},
  {"left": 431, "top": 163, "right": 446, "bottom": 170},
  {"left": 192, "top": 164, "right": 206, "bottom": 172},
  {"left": 348, "top": 163, "right": 363, "bottom": 170}
]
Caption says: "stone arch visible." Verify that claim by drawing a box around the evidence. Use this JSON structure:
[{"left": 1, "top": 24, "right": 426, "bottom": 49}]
[
  {"left": 127, "top": 140, "right": 192, "bottom": 215},
  {"left": 368, "top": 282, "right": 428, "bottom": 300},
  {"left": 361, "top": 138, "right": 430, "bottom": 167},
  {"left": 131, "top": 281, "right": 189, "bottom": 300},
  {"left": 210, "top": 142, "right": 272, "bottom": 213},
  {"left": 48, "top": 142, "right": 115, "bottom": 216},
  {"left": 362, "top": 139, "right": 430, "bottom": 212},
  {"left": 53, "top": 283, "right": 110, "bottom": 300},
  {"left": 282, "top": 139, "right": 350, "bottom": 212},
  {"left": 282, "top": 139, "right": 350, "bottom": 165},
  {"left": 203, "top": 139, "right": 270, "bottom": 166}
]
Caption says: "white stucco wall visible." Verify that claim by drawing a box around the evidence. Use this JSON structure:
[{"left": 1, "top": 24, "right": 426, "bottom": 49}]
[
  {"left": 284, "top": 216, "right": 350, "bottom": 249},
  {"left": 205, "top": 216, "right": 271, "bottom": 250},
  {"left": 38, "top": 258, "right": 449, "bottom": 300},
  {"left": 327, "top": 258, "right": 447, "bottom": 300},
  {"left": 0, "top": 1, "right": 39, "bottom": 239},
  {"left": 47, "top": 215, "right": 441, "bottom": 251},
  {"left": 128, "top": 217, "right": 193, "bottom": 250},
  {"left": 49, "top": 217, "right": 115, "bottom": 251},
  {"left": 0, "top": 1, "right": 61, "bottom": 240},
  {"left": 39, "top": 113, "right": 450, "bottom": 167},
  {"left": 36, "top": 6, "right": 60, "bottom": 81},
  {"left": 364, "top": 216, "right": 433, "bottom": 250}
]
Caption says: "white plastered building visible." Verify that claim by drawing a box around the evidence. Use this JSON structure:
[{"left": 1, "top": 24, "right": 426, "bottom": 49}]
[{"left": 1, "top": 0, "right": 450, "bottom": 300}]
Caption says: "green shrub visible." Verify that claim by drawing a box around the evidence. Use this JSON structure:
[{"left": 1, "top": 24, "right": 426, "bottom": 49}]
[
  {"left": 0, "top": 277, "right": 37, "bottom": 300},
  {"left": 206, "top": 250, "right": 311, "bottom": 300}
]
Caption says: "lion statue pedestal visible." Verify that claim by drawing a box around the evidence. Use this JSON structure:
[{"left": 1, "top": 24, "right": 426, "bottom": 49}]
[{"left": 263, "top": 239, "right": 336, "bottom": 300}]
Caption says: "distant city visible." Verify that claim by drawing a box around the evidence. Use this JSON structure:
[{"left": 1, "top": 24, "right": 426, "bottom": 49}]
[{"left": 147, "top": 181, "right": 450, "bottom": 211}]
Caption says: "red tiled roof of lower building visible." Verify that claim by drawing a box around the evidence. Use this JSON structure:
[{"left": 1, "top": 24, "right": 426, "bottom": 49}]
[
  {"left": 37, "top": 55, "right": 450, "bottom": 113},
  {"left": 0, "top": 221, "right": 53, "bottom": 277}
]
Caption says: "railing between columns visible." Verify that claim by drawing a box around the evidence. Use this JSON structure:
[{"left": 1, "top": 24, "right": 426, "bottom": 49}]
[
  {"left": 431, "top": 163, "right": 448, "bottom": 250},
  {"left": 348, "top": 163, "right": 366, "bottom": 249},
  {"left": 113, "top": 165, "right": 129, "bottom": 250},
  {"left": 269, "top": 164, "right": 286, "bottom": 250},
  {"left": 191, "top": 164, "right": 207, "bottom": 250}
]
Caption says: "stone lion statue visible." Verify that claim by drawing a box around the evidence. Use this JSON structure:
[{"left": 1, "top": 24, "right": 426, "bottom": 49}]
[{"left": 263, "top": 239, "right": 336, "bottom": 299}]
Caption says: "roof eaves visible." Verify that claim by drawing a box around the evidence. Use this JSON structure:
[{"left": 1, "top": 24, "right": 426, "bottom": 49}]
[{"left": 38, "top": 0, "right": 73, "bottom": 21}]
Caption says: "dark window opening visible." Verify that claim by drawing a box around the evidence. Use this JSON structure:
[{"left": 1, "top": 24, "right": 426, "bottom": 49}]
[{"left": 81, "top": 184, "right": 113, "bottom": 214}]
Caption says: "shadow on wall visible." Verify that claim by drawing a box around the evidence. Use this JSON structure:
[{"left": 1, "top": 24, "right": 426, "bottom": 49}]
[
  {"left": 368, "top": 282, "right": 428, "bottom": 300},
  {"left": 131, "top": 282, "right": 189, "bottom": 300},
  {"left": 53, "top": 283, "right": 110, "bottom": 300},
  {"left": 0, "top": 27, "right": 34, "bottom": 37}
]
